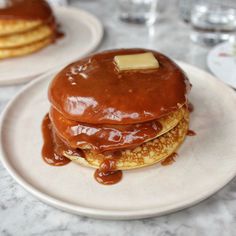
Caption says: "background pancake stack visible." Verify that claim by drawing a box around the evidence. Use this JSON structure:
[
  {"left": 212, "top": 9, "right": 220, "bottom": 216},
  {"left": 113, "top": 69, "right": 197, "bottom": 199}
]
[
  {"left": 0, "top": 0, "right": 60, "bottom": 59},
  {"left": 43, "top": 49, "right": 191, "bottom": 184}
]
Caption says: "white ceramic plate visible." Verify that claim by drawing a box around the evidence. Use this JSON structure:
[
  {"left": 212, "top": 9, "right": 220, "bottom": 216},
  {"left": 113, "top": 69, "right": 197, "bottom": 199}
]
[
  {"left": 207, "top": 42, "right": 236, "bottom": 88},
  {"left": 0, "top": 6, "right": 103, "bottom": 85},
  {"left": 1, "top": 62, "right": 236, "bottom": 220}
]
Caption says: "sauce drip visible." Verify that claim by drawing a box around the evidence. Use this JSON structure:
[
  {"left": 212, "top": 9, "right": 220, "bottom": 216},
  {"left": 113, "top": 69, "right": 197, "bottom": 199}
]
[
  {"left": 41, "top": 114, "right": 71, "bottom": 166},
  {"left": 187, "top": 130, "right": 196, "bottom": 136},
  {"left": 42, "top": 113, "right": 122, "bottom": 185},
  {"left": 188, "top": 102, "right": 194, "bottom": 113},
  {"left": 94, "top": 159, "right": 122, "bottom": 185},
  {"left": 161, "top": 153, "right": 177, "bottom": 166},
  {"left": 55, "top": 30, "right": 64, "bottom": 39}
]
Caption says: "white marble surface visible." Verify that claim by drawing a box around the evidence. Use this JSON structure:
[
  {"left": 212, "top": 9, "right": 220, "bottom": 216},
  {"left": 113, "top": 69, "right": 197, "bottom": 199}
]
[{"left": 0, "top": 0, "right": 236, "bottom": 235}]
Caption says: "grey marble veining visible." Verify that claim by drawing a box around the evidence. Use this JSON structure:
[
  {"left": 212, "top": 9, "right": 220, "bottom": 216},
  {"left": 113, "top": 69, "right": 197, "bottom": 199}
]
[{"left": 0, "top": 0, "right": 236, "bottom": 235}]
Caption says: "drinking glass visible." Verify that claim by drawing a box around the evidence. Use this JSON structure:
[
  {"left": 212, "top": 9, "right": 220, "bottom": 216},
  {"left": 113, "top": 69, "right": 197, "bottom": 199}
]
[
  {"left": 190, "top": 0, "right": 236, "bottom": 46},
  {"left": 118, "top": 0, "right": 159, "bottom": 25},
  {"left": 179, "top": 0, "right": 193, "bottom": 23}
]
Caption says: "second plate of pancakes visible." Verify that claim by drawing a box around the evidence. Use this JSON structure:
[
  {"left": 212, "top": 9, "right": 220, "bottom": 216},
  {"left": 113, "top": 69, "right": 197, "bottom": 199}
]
[
  {"left": 1, "top": 61, "right": 236, "bottom": 219},
  {"left": 0, "top": 6, "right": 103, "bottom": 85}
]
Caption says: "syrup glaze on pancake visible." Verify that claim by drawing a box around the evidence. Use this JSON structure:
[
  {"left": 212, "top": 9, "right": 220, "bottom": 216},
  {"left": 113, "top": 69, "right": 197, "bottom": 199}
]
[
  {"left": 42, "top": 113, "right": 123, "bottom": 184},
  {"left": 49, "top": 48, "right": 190, "bottom": 124},
  {"left": 49, "top": 106, "right": 185, "bottom": 152},
  {"left": 0, "top": 0, "right": 54, "bottom": 23},
  {"left": 50, "top": 106, "right": 163, "bottom": 152},
  {"left": 63, "top": 113, "right": 189, "bottom": 171},
  {"left": 42, "top": 112, "right": 189, "bottom": 185}
]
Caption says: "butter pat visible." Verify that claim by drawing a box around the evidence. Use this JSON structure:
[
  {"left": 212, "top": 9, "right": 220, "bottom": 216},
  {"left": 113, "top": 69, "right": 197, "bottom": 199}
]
[{"left": 114, "top": 52, "right": 159, "bottom": 71}]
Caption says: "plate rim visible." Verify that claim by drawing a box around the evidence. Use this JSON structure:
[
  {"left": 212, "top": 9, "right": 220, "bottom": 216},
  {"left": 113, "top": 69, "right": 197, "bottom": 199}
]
[
  {"left": 0, "top": 6, "right": 103, "bottom": 86},
  {"left": 1, "top": 62, "right": 236, "bottom": 220}
]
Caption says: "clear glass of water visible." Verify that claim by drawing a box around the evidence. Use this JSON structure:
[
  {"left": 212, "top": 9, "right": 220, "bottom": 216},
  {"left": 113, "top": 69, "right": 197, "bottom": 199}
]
[
  {"left": 190, "top": 0, "right": 236, "bottom": 46},
  {"left": 118, "top": 0, "right": 159, "bottom": 25}
]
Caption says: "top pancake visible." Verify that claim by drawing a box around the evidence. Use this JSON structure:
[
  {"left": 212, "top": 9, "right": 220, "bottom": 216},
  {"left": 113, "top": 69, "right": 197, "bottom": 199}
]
[
  {"left": 0, "top": 0, "right": 54, "bottom": 21},
  {"left": 0, "top": 0, "right": 54, "bottom": 36},
  {"left": 49, "top": 49, "right": 190, "bottom": 124}
]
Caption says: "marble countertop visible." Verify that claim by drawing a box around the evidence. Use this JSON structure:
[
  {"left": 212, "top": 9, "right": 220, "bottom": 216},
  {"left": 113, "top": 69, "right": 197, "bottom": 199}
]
[{"left": 1, "top": 0, "right": 236, "bottom": 235}]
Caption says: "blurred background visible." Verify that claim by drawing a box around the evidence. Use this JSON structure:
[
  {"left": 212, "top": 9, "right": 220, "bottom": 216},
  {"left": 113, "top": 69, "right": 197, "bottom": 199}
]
[{"left": 68, "top": 0, "right": 236, "bottom": 74}]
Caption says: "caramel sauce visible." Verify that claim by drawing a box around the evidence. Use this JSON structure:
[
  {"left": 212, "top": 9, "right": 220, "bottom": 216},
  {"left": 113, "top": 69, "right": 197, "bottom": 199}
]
[
  {"left": 0, "top": 0, "right": 54, "bottom": 22},
  {"left": 50, "top": 107, "right": 163, "bottom": 151},
  {"left": 42, "top": 113, "right": 123, "bottom": 184},
  {"left": 187, "top": 130, "right": 196, "bottom": 136},
  {"left": 41, "top": 114, "right": 71, "bottom": 166},
  {"left": 188, "top": 102, "right": 194, "bottom": 113},
  {"left": 55, "top": 30, "right": 64, "bottom": 39},
  {"left": 102, "top": 149, "right": 122, "bottom": 158},
  {"left": 94, "top": 159, "right": 122, "bottom": 185},
  {"left": 49, "top": 49, "right": 190, "bottom": 124},
  {"left": 42, "top": 49, "right": 191, "bottom": 185},
  {"left": 161, "top": 153, "right": 177, "bottom": 166}
]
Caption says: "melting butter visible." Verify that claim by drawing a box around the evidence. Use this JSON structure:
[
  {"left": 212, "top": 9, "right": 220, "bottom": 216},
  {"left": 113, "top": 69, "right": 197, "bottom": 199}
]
[{"left": 114, "top": 52, "right": 159, "bottom": 71}]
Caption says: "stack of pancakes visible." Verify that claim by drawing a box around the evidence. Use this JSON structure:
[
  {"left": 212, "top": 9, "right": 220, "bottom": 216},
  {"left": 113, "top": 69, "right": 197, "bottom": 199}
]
[
  {"left": 44, "top": 49, "right": 191, "bottom": 180},
  {"left": 0, "top": 0, "right": 59, "bottom": 59}
]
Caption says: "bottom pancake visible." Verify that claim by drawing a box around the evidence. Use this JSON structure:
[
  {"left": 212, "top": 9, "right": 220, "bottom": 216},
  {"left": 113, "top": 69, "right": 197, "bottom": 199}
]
[
  {"left": 0, "top": 36, "right": 53, "bottom": 59},
  {"left": 64, "top": 112, "right": 189, "bottom": 170}
]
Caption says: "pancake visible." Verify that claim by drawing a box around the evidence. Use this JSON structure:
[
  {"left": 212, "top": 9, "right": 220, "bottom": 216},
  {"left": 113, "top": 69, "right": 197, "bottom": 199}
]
[
  {"left": 0, "top": 0, "right": 54, "bottom": 36},
  {"left": 0, "top": 0, "right": 62, "bottom": 59},
  {"left": 49, "top": 49, "right": 190, "bottom": 124},
  {"left": 50, "top": 106, "right": 187, "bottom": 151},
  {"left": 0, "top": 0, "right": 54, "bottom": 22},
  {"left": 0, "top": 24, "right": 53, "bottom": 48},
  {"left": 42, "top": 48, "right": 192, "bottom": 185},
  {"left": 0, "top": 19, "right": 42, "bottom": 36},
  {"left": 0, "top": 36, "right": 52, "bottom": 59},
  {"left": 63, "top": 111, "right": 189, "bottom": 170}
]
